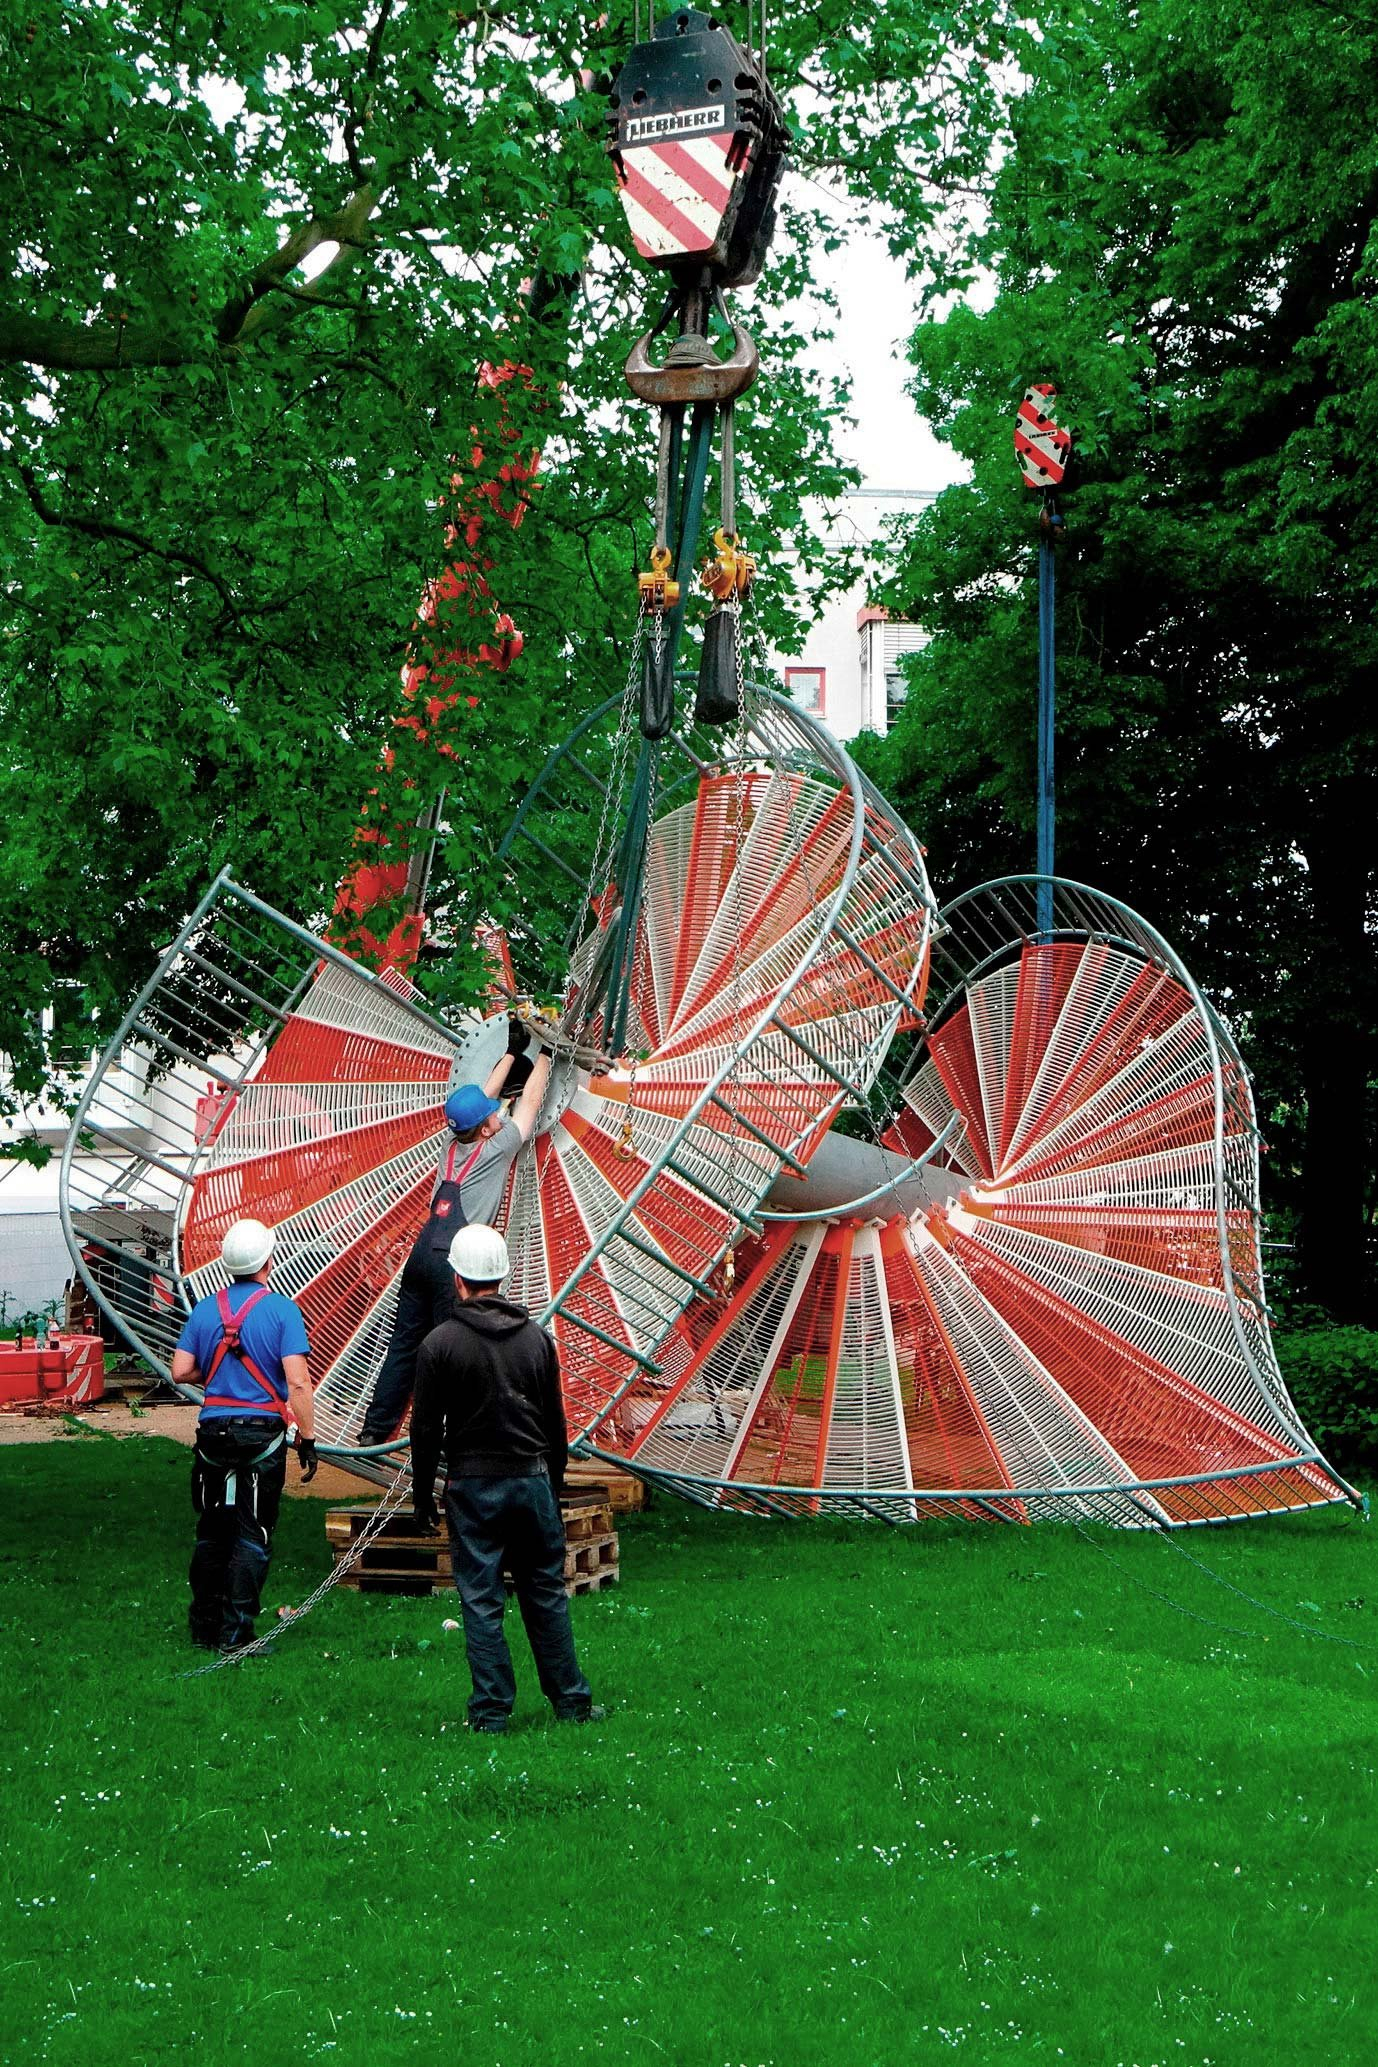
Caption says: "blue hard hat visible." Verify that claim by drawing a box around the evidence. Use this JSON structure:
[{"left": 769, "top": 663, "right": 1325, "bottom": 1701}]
[{"left": 444, "top": 1084, "right": 500, "bottom": 1132}]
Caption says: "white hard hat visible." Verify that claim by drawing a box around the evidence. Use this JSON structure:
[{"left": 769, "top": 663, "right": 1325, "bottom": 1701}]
[
  {"left": 448, "top": 1223, "right": 510, "bottom": 1283},
  {"left": 221, "top": 1218, "right": 276, "bottom": 1276}
]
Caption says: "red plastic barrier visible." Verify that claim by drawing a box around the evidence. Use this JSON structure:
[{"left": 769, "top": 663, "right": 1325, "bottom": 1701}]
[{"left": 0, "top": 1335, "right": 105, "bottom": 1407}]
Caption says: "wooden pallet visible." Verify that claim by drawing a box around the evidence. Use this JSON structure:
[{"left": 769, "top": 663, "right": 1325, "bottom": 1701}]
[
  {"left": 325, "top": 1495, "right": 618, "bottom": 1598},
  {"left": 563, "top": 1461, "right": 649, "bottom": 1513},
  {"left": 325, "top": 1491, "right": 613, "bottom": 1551}
]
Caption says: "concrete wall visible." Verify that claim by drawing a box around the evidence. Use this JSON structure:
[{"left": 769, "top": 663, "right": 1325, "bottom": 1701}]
[{"left": 0, "top": 1211, "right": 70, "bottom": 1324}]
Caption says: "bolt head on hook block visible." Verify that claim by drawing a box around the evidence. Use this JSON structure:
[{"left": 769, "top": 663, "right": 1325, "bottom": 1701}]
[{"left": 1015, "top": 384, "right": 1072, "bottom": 490}]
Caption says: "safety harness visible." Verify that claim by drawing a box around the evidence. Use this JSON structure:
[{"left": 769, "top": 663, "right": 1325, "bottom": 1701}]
[
  {"left": 425, "top": 1136, "right": 486, "bottom": 1226},
  {"left": 201, "top": 1286, "right": 290, "bottom": 1421}
]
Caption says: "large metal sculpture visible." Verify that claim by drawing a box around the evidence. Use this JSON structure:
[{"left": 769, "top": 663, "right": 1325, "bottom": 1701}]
[
  {"left": 59, "top": 706, "right": 1358, "bottom": 1525},
  {"left": 57, "top": 6, "right": 1358, "bottom": 1530}
]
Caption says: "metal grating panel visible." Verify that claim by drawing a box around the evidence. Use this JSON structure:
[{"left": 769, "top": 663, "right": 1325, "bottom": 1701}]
[{"left": 820, "top": 1228, "right": 911, "bottom": 1496}]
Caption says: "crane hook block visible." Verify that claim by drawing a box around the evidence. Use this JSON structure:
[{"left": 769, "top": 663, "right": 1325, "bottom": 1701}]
[
  {"left": 637, "top": 543, "right": 681, "bottom": 611},
  {"left": 608, "top": 7, "right": 789, "bottom": 291}
]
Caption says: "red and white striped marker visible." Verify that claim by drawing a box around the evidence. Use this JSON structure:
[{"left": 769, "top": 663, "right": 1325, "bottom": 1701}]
[
  {"left": 1015, "top": 384, "right": 1072, "bottom": 489},
  {"left": 617, "top": 133, "right": 743, "bottom": 263}
]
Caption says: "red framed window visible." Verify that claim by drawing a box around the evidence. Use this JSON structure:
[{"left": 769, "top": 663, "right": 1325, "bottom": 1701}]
[{"left": 785, "top": 665, "right": 826, "bottom": 713}]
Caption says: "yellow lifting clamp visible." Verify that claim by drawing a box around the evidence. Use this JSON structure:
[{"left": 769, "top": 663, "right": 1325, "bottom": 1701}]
[
  {"left": 617, "top": 1053, "right": 640, "bottom": 1158},
  {"left": 699, "top": 527, "right": 756, "bottom": 604},
  {"left": 637, "top": 544, "right": 680, "bottom": 611}
]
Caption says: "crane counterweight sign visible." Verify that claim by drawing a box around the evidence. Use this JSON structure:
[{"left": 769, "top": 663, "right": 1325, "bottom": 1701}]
[{"left": 1015, "top": 383, "right": 1072, "bottom": 490}]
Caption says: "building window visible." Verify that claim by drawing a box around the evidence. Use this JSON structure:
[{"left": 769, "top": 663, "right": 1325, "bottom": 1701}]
[
  {"left": 785, "top": 666, "right": 826, "bottom": 713},
  {"left": 46, "top": 986, "right": 98, "bottom": 1073},
  {"left": 885, "top": 670, "right": 909, "bottom": 720}
]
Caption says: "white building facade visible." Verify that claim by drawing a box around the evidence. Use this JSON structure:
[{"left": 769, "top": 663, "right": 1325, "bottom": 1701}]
[{"left": 766, "top": 489, "right": 932, "bottom": 743}]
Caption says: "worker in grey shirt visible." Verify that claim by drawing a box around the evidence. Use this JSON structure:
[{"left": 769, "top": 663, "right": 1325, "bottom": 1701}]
[{"left": 359, "top": 1024, "right": 551, "bottom": 1443}]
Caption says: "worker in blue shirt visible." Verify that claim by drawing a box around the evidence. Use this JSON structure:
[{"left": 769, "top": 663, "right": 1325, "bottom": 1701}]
[{"left": 171, "top": 1217, "right": 318, "bottom": 1654}]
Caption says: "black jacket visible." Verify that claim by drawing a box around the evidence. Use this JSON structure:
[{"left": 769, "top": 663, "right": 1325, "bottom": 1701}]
[{"left": 410, "top": 1296, "right": 568, "bottom": 1494}]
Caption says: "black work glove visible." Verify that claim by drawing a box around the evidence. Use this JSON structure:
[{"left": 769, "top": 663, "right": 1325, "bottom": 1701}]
[
  {"left": 505, "top": 1052, "right": 533, "bottom": 1097},
  {"left": 414, "top": 1493, "right": 441, "bottom": 1533},
  {"left": 296, "top": 1436, "right": 319, "bottom": 1484},
  {"left": 507, "top": 1017, "right": 531, "bottom": 1057}
]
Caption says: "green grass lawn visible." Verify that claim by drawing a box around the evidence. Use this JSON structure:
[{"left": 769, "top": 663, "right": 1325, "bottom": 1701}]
[{"left": 1, "top": 1438, "right": 1375, "bottom": 2067}]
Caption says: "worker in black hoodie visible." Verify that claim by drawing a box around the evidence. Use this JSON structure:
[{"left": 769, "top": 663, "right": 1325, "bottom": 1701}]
[{"left": 410, "top": 1221, "right": 605, "bottom": 1734}]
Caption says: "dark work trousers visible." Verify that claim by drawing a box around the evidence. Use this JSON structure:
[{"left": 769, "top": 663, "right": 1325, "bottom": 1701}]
[
  {"left": 361, "top": 1240, "right": 458, "bottom": 1442},
  {"left": 189, "top": 1418, "right": 287, "bottom": 1650},
  {"left": 445, "top": 1474, "right": 593, "bottom": 1727}
]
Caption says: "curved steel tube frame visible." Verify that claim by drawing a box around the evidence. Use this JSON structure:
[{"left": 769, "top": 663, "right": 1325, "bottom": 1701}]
[
  {"left": 573, "top": 1448, "right": 1356, "bottom": 1528},
  {"left": 497, "top": 686, "right": 937, "bottom": 1442},
  {"left": 926, "top": 873, "right": 1320, "bottom": 1464},
  {"left": 59, "top": 871, "right": 472, "bottom": 1456}
]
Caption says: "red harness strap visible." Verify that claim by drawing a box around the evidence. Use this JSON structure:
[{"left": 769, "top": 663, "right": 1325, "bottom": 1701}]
[
  {"left": 441, "top": 1138, "right": 486, "bottom": 1188},
  {"left": 202, "top": 1286, "right": 289, "bottom": 1419}
]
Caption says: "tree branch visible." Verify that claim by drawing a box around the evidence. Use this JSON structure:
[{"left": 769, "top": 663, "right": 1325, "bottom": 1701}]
[
  {"left": 0, "top": 186, "right": 379, "bottom": 370},
  {"left": 217, "top": 184, "right": 379, "bottom": 347},
  {"left": 343, "top": 0, "right": 398, "bottom": 179},
  {"left": 15, "top": 463, "right": 243, "bottom": 622},
  {"left": 0, "top": 315, "right": 196, "bottom": 370}
]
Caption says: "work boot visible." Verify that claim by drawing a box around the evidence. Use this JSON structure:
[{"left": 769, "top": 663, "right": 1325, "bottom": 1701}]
[
  {"left": 219, "top": 1636, "right": 269, "bottom": 1661},
  {"left": 556, "top": 1704, "right": 608, "bottom": 1726}
]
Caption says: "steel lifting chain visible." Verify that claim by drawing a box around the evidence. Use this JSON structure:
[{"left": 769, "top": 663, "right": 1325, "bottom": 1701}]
[
  {"left": 619, "top": 1050, "right": 639, "bottom": 1157},
  {"left": 180, "top": 1457, "right": 415, "bottom": 1678},
  {"left": 615, "top": 721, "right": 663, "bottom": 1161},
  {"left": 629, "top": 285, "right": 764, "bottom": 743},
  {"left": 560, "top": 612, "right": 648, "bottom": 1052},
  {"left": 718, "top": 576, "right": 759, "bottom": 1302}
]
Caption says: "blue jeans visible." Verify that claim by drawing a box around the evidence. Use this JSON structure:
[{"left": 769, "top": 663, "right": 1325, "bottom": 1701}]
[
  {"left": 445, "top": 1474, "right": 593, "bottom": 1727},
  {"left": 189, "top": 1419, "right": 287, "bottom": 1649}
]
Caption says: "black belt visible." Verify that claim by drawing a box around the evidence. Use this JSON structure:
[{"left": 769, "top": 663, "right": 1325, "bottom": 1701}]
[{"left": 446, "top": 1454, "right": 548, "bottom": 1479}]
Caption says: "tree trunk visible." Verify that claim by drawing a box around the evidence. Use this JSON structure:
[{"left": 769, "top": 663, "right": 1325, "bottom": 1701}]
[{"left": 1296, "top": 773, "right": 1377, "bottom": 1323}]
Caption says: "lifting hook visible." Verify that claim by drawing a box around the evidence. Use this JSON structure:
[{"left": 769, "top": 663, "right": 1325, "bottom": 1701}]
[{"left": 625, "top": 319, "right": 759, "bottom": 407}]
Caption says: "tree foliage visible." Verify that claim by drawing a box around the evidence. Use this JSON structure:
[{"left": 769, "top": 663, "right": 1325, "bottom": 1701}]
[
  {"left": 1, "top": 0, "right": 1011, "bottom": 1140},
  {"left": 855, "top": 0, "right": 1378, "bottom": 1319}
]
